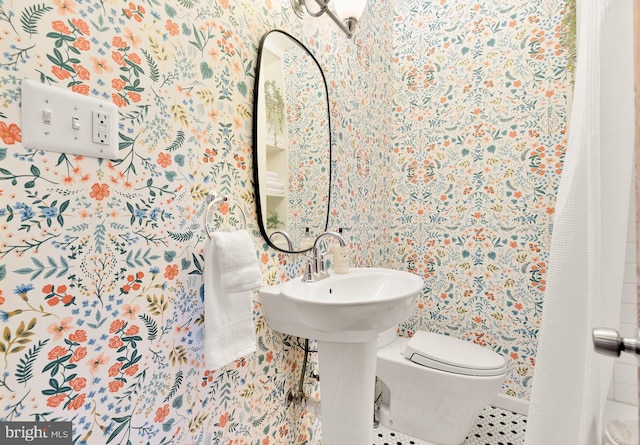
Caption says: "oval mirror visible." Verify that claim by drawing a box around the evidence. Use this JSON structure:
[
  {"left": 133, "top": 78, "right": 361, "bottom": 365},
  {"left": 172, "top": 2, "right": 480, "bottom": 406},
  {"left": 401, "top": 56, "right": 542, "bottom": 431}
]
[{"left": 253, "top": 30, "right": 331, "bottom": 253}]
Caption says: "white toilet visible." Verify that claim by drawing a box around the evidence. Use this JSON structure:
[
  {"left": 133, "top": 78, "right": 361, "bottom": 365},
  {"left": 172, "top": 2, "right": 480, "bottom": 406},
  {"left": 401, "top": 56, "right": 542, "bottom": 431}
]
[{"left": 376, "top": 329, "right": 507, "bottom": 445}]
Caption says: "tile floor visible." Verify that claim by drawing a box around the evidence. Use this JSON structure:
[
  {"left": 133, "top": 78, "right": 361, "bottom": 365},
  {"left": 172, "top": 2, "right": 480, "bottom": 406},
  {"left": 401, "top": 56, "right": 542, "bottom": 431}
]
[{"left": 372, "top": 406, "right": 527, "bottom": 445}]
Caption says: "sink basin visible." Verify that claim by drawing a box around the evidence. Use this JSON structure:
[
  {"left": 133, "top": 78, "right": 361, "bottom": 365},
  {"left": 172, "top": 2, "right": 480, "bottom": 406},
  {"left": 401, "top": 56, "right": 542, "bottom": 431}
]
[
  {"left": 260, "top": 267, "right": 424, "bottom": 343},
  {"left": 260, "top": 268, "right": 423, "bottom": 445}
]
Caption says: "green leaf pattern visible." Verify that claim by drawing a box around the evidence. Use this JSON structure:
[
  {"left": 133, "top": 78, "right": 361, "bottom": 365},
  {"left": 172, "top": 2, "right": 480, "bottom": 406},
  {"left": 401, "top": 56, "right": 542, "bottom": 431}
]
[{"left": 0, "top": 0, "right": 569, "bottom": 443}]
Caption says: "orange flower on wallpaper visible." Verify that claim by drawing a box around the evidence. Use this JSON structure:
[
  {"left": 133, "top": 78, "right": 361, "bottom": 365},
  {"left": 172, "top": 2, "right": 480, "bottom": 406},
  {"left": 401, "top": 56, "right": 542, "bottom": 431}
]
[
  {"left": 218, "top": 412, "right": 230, "bottom": 427},
  {"left": 73, "top": 36, "right": 91, "bottom": 51},
  {"left": 52, "top": 20, "right": 71, "bottom": 34},
  {"left": 0, "top": 122, "right": 21, "bottom": 144},
  {"left": 155, "top": 404, "right": 170, "bottom": 422},
  {"left": 108, "top": 336, "right": 124, "bottom": 350},
  {"left": 68, "top": 330, "right": 87, "bottom": 343},
  {"left": 112, "top": 51, "right": 126, "bottom": 66},
  {"left": 73, "top": 64, "right": 90, "bottom": 80},
  {"left": 69, "top": 377, "right": 87, "bottom": 392},
  {"left": 127, "top": 91, "right": 141, "bottom": 102},
  {"left": 164, "top": 264, "right": 179, "bottom": 280},
  {"left": 54, "top": 0, "right": 75, "bottom": 15},
  {"left": 89, "top": 183, "right": 110, "bottom": 201},
  {"left": 47, "top": 394, "right": 66, "bottom": 408},
  {"left": 71, "top": 84, "right": 90, "bottom": 95},
  {"left": 109, "top": 319, "right": 125, "bottom": 334},
  {"left": 66, "top": 393, "right": 86, "bottom": 410},
  {"left": 71, "top": 18, "right": 90, "bottom": 35},
  {"left": 122, "top": 28, "right": 141, "bottom": 48},
  {"left": 112, "top": 36, "right": 127, "bottom": 48},
  {"left": 90, "top": 57, "right": 112, "bottom": 74},
  {"left": 47, "top": 317, "right": 74, "bottom": 340},
  {"left": 69, "top": 346, "right": 87, "bottom": 363},
  {"left": 52, "top": 66, "right": 71, "bottom": 80},
  {"left": 121, "top": 304, "right": 140, "bottom": 320},
  {"left": 112, "top": 94, "right": 127, "bottom": 108},
  {"left": 166, "top": 19, "right": 179, "bottom": 36},
  {"left": 128, "top": 53, "right": 141, "bottom": 64},
  {"left": 108, "top": 380, "right": 124, "bottom": 392},
  {"left": 87, "top": 352, "right": 109, "bottom": 375},
  {"left": 112, "top": 79, "right": 126, "bottom": 92},
  {"left": 157, "top": 152, "right": 172, "bottom": 168},
  {"left": 202, "top": 148, "right": 217, "bottom": 163},
  {"left": 123, "top": 2, "right": 146, "bottom": 23},
  {"left": 48, "top": 345, "right": 69, "bottom": 360}
]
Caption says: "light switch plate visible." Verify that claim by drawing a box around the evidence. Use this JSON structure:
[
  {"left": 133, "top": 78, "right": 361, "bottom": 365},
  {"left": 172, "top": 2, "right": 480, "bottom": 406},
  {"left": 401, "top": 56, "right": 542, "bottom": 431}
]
[{"left": 21, "top": 79, "right": 120, "bottom": 160}]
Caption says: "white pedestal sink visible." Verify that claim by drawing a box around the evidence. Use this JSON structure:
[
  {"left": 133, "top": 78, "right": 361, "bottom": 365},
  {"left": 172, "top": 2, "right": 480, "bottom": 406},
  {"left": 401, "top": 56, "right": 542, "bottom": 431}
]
[{"left": 260, "top": 268, "right": 424, "bottom": 445}]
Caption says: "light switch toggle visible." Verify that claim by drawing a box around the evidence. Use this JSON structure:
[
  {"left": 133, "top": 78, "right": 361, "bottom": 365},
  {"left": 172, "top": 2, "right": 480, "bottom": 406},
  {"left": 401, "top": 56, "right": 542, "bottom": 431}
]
[
  {"left": 21, "top": 79, "right": 120, "bottom": 159},
  {"left": 42, "top": 109, "right": 52, "bottom": 125}
]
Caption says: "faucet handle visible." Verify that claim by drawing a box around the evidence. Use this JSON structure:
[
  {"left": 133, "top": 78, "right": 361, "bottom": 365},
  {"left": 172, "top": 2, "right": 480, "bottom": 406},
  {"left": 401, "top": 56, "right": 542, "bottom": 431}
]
[
  {"left": 302, "top": 258, "right": 313, "bottom": 282},
  {"left": 318, "top": 252, "right": 328, "bottom": 275}
]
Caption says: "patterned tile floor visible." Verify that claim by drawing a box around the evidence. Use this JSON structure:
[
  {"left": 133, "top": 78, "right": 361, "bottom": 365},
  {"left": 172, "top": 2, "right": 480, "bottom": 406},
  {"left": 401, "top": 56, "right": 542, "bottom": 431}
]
[{"left": 372, "top": 406, "right": 527, "bottom": 445}]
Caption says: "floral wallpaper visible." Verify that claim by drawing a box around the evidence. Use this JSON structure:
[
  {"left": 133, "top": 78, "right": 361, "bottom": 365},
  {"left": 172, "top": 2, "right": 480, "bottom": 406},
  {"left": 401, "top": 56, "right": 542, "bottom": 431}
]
[
  {"left": 284, "top": 48, "right": 330, "bottom": 243},
  {"left": 0, "top": 0, "right": 392, "bottom": 443},
  {"left": 391, "top": 0, "right": 568, "bottom": 399},
  {"left": 0, "top": 0, "right": 567, "bottom": 443}
]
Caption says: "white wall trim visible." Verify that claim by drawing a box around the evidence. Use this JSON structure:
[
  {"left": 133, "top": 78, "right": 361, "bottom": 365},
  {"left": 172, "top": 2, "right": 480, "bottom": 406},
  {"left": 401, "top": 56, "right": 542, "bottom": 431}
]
[{"left": 491, "top": 393, "right": 530, "bottom": 416}]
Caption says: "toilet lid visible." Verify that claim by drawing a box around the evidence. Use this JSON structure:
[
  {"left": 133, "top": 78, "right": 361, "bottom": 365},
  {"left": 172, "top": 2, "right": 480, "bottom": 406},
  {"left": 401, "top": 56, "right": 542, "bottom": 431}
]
[{"left": 404, "top": 331, "right": 507, "bottom": 377}]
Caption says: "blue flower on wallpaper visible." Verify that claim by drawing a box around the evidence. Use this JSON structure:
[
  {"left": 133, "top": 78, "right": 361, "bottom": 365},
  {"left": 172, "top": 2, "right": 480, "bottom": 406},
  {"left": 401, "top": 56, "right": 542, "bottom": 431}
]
[{"left": 0, "top": 0, "right": 568, "bottom": 443}]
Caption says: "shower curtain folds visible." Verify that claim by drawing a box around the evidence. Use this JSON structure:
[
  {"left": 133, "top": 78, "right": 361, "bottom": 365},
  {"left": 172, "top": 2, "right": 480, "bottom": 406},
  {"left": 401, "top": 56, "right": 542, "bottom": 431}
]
[{"left": 525, "top": 0, "right": 634, "bottom": 443}]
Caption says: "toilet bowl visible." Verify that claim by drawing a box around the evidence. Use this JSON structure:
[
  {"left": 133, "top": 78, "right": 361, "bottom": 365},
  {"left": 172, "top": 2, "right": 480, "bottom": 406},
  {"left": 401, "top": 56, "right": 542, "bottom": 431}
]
[{"left": 376, "top": 329, "right": 507, "bottom": 445}]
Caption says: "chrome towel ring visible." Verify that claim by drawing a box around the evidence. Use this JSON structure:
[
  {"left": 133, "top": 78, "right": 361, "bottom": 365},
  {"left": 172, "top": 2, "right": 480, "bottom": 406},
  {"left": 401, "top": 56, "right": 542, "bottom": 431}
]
[{"left": 204, "top": 191, "right": 248, "bottom": 239}]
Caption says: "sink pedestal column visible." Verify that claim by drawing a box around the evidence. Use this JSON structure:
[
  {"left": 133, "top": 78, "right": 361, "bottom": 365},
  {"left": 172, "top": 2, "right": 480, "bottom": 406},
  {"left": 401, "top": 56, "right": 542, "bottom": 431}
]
[{"left": 317, "top": 339, "right": 377, "bottom": 445}]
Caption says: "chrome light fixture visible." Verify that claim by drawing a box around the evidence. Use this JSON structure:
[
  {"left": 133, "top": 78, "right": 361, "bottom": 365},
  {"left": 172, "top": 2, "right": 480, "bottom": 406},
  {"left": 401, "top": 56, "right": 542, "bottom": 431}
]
[{"left": 290, "top": 0, "right": 367, "bottom": 38}]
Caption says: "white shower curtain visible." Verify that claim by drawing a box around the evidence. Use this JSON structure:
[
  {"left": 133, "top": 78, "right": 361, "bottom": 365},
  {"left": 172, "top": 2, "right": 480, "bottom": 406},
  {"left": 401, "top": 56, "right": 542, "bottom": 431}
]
[{"left": 524, "top": 0, "right": 634, "bottom": 443}]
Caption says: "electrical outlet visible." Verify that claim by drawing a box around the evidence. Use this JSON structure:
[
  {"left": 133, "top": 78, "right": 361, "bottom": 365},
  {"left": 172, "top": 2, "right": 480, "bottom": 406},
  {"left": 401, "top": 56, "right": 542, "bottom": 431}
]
[
  {"left": 21, "top": 79, "right": 120, "bottom": 159},
  {"left": 92, "top": 111, "right": 110, "bottom": 145}
]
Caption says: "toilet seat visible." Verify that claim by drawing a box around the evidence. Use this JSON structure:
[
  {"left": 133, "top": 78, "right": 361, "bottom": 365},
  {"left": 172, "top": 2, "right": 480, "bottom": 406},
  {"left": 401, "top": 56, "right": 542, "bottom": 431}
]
[{"left": 404, "top": 331, "right": 507, "bottom": 376}]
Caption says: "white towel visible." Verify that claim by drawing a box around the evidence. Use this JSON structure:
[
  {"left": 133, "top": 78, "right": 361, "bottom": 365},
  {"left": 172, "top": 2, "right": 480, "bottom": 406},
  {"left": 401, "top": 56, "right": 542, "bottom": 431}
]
[
  {"left": 212, "top": 230, "right": 262, "bottom": 292},
  {"left": 204, "top": 230, "right": 261, "bottom": 370},
  {"left": 265, "top": 171, "right": 279, "bottom": 179},
  {"left": 266, "top": 188, "right": 285, "bottom": 196},
  {"left": 265, "top": 180, "right": 285, "bottom": 190}
]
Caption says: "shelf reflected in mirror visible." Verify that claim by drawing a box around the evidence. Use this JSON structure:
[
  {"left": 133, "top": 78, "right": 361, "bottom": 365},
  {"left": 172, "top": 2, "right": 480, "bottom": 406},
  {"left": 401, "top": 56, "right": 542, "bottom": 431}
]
[{"left": 253, "top": 30, "right": 331, "bottom": 253}]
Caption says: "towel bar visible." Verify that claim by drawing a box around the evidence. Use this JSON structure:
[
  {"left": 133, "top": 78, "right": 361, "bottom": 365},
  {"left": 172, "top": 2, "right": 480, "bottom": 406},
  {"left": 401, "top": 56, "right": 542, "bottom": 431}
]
[{"left": 204, "top": 191, "right": 248, "bottom": 238}]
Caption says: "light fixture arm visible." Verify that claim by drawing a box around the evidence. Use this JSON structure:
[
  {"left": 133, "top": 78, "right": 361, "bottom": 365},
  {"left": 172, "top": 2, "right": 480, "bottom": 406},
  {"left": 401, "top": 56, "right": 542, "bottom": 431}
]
[
  {"left": 291, "top": 0, "right": 357, "bottom": 38},
  {"left": 314, "top": 0, "right": 356, "bottom": 38}
]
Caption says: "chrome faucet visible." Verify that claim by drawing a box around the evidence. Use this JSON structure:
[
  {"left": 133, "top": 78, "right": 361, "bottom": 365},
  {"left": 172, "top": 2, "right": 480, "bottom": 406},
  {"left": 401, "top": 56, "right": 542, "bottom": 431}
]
[
  {"left": 302, "top": 231, "right": 347, "bottom": 282},
  {"left": 269, "top": 230, "right": 294, "bottom": 251}
]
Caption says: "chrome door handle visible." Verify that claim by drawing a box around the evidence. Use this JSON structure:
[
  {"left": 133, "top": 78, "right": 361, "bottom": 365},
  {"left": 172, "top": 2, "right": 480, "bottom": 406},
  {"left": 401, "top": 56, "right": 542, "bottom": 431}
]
[{"left": 592, "top": 328, "right": 640, "bottom": 358}]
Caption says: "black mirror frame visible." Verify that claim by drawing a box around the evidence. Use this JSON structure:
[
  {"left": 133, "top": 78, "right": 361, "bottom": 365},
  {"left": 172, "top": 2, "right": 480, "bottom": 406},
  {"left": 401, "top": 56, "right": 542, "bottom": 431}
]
[{"left": 252, "top": 30, "right": 332, "bottom": 254}]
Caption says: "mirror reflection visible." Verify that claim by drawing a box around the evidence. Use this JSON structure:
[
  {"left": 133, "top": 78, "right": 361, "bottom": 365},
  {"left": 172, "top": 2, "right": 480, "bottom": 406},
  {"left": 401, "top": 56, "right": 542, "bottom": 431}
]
[{"left": 253, "top": 30, "right": 331, "bottom": 252}]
